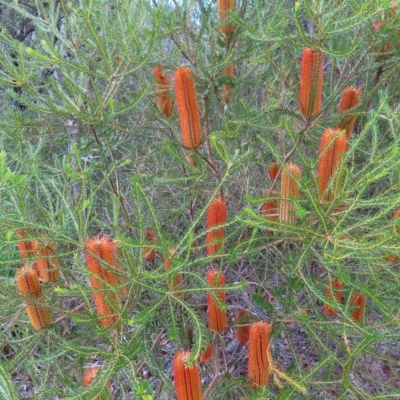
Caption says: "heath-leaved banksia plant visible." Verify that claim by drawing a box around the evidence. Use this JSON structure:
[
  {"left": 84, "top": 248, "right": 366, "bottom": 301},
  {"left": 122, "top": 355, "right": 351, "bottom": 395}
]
[
  {"left": 322, "top": 279, "right": 344, "bottom": 317},
  {"left": 16, "top": 264, "right": 52, "bottom": 331},
  {"left": 337, "top": 86, "right": 362, "bottom": 138},
  {"left": 279, "top": 163, "right": 301, "bottom": 224},
  {"left": 350, "top": 292, "right": 366, "bottom": 323},
  {"left": 85, "top": 235, "right": 122, "bottom": 328},
  {"left": 153, "top": 66, "right": 173, "bottom": 117},
  {"left": 206, "top": 269, "right": 227, "bottom": 333},
  {"left": 174, "top": 67, "right": 202, "bottom": 149},
  {"left": 206, "top": 196, "right": 227, "bottom": 256},
  {"left": 318, "top": 128, "right": 347, "bottom": 202},
  {"left": 235, "top": 309, "right": 250, "bottom": 345},
  {"left": 218, "top": 0, "right": 235, "bottom": 35},
  {"left": 248, "top": 321, "right": 272, "bottom": 387},
  {"left": 298, "top": 47, "right": 324, "bottom": 119},
  {"left": 173, "top": 350, "right": 202, "bottom": 400}
]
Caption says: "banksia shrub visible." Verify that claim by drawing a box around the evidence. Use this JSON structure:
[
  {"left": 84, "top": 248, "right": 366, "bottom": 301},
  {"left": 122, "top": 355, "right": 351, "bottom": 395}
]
[
  {"left": 235, "top": 309, "right": 250, "bottom": 345},
  {"left": 82, "top": 365, "right": 112, "bottom": 399},
  {"left": 217, "top": 0, "right": 235, "bottom": 35},
  {"left": 35, "top": 240, "right": 60, "bottom": 282},
  {"left": 198, "top": 343, "right": 213, "bottom": 364},
  {"left": 222, "top": 65, "right": 234, "bottom": 104},
  {"left": 206, "top": 196, "right": 227, "bottom": 257},
  {"left": 173, "top": 67, "right": 202, "bottom": 149},
  {"left": 298, "top": 47, "right": 324, "bottom": 119},
  {"left": 153, "top": 66, "right": 173, "bottom": 117},
  {"left": 248, "top": 321, "right": 272, "bottom": 387},
  {"left": 322, "top": 279, "right": 344, "bottom": 317},
  {"left": 15, "top": 230, "right": 38, "bottom": 259},
  {"left": 337, "top": 86, "right": 362, "bottom": 138},
  {"left": 279, "top": 163, "right": 301, "bottom": 224},
  {"left": 206, "top": 269, "right": 227, "bottom": 333},
  {"left": 143, "top": 229, "right": 156, "bottom": 261},
  {"left": 16, "top": 264, "right": 52, "bottom": 331},
  {"left": 173, "top": 350, "right": 202, "bottom": 400},
  {"left": 85, "top": 235, "right": 122, "bottom": 328},
  {"left": 318, "top": 128, "right": 347, "bottom": 202},
  {"left": 350, "top": 292, "right": 366, "bottom": 323}
]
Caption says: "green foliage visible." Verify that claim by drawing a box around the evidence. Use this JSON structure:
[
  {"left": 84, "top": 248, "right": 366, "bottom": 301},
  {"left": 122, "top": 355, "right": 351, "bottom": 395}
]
[{"left": 0, "top": 0, "right": 399, "bottom": 398}]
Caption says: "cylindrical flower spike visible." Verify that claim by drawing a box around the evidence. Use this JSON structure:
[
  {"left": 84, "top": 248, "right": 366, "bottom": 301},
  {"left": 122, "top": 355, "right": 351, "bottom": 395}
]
[
  {"left": 16, "top": 264, "right": 52, "bottom": 331},
  {"left": 337, "top": 86, "right": 362, "bottom": 138},
  {"left": 174, "top": 67, "right": 202, "bottom": 149},
  {"left": 279, "top": 163, "right": 301, "bottom": 224},
  {"left": 350, "top": 292, "right": 366, "bottom": 323},
  {"left": 35, "top": 241, "right": 60, "bottom": 282},
  {"left": 299, "top": 48, "right": 324, "bottom": 118},
  {"left": 82, "top": 365, "right": 112, "bottom": 399},
  {"left": 15, "top": 230, "right": 38, "bottom": 259},
  {"left": 235, "top": 309, "right": 250, "bottom": 345},
  {"left": 173, "top": 350, "right": 202, "bottom": 400},
  {"left": 318, "top": 128, "right": 347, "bottom": 202},
  {"left": 153, "top": 66, "right": 173, "bottom": 117},
  {"left": 268, "top": 161, "right": 280, "bottom": 180},
  {"left": 206, "top": 197, "right": 227, "bottom": 257},
  {"left": 222, "top": 65, "right": 234, "bottom": 104},
  {"left": 322, "top": 279, "right": 344, "bottom": 317},
  {"left": 85, "top": 235, "right": 122, "bottom": 328},
  {"left": 218, "top": 0, "right": 235, "bottom": 35},
  {"left": 206, "top": 269, "right": 227, "bottom": 333},
  {"left": 248, "top": 321, "right": 272, "bottom": 387},
  {"left": 262, "top": 190, "right": 278, "bottom": 221},
  {"left": 198, "top": 343, "right": 213, "bottom": 364}
]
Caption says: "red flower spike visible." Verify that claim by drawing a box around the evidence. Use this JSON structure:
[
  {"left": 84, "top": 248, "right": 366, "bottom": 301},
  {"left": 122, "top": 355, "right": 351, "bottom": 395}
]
[
  {"left": 206, "top": 269, "right": 227, "bottom": 333},
  {"left": 206, "top": 197, "right": 227, "bottom": 257},
  {"left": 173, "top": 350, "right": 202, "bottom": 400}
]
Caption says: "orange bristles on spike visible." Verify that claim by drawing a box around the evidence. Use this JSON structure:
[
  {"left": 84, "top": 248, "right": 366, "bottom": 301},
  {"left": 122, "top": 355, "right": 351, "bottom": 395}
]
[
  {"left": 248, "top": 321, "right": 272, "bottom": 387},
  {"left": 218, "top": 0, "right": 235, "bottom": 35},
  {"left": 222, "top": 65, "right": 234, "bottom": 104},
  {"left": 299, "top": 48, "right": 324, "bottom": 118},
  {"left": 337, "top": 86, "right": 362, "bottom": 138},
  {"left": 35, "top": 241, "right": 60, "bottom": 282},
  {"left": 206, "top": 269, "right": 227, "bottom": 333},
  {"left": 268, "top": 161, "right": 280, "bottom": 180},
  {"left": 322, "top": 279, "right": 344, "bottom": 317},
  {"left": 235, "top": 309, "right": 250, "bottom": 345},
  {"left": 318, "top": 128, "right": 347, "bottom": 202},
  {"left": 206, "top": 197, "right": 227, "bottom": 257},
  {"left": 16, "top": 230, "right": 38, "bottom": 259},
  {"left": 153, "top": 66, "right": 173, "bottom": 117},
  {"left": 173, "top": 350, "right": 202, "bottom": 400},
  {"left": 82, "top": 365, "right": 112, "bottom": 399},
  {"left": 350, "top": 292, "right": 366, "bottom": 323},
  {"left": 173, "top": 67, "right": 202, "bottom": 149},
  {"left": 198, "top": 343, "right": 213, "bottom": 364},
  {"left": 144, "top": 229, "right": 156, "bottom": 261},
  {"left": 279, "top": 163, "right": 301, "bottom": 224}
]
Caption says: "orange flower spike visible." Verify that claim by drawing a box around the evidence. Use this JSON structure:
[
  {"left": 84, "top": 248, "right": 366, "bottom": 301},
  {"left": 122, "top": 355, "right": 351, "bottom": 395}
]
[
  {"left": 92, "top": 292, "right": 117, "bottom": 328},
  {"left": 235, "top": 309, "right": 250, "bottom": 345},
  {"left": 153, "top": 66, "right": 173, "bottom": 117},
  {"left": 268, "top": 161, "right": 280, "bottom": 180},
  {"left": 206, "top": 197, "right": 227, "bottom": 256},
  {"left": 144, "top": 229, "right": 156, "bottom": 261},
  {"left": 35, "top": 241, "right": 60, "bottom": 282},
  {"left": 262, "top": 190, "right": 278, "bottom": 221},
  {"left": 222, "top": 65, "right": 234, "bottom": 103},
  {"left": 16, "top": 230, "right": 38, "bottom": 259},
  {"left": 337, "top": 86, "right": 362, "bottom": 138},
  {"left": 83, "top": 365, "right": 112, "bottom": 399},
  {"left": 16, "top": 265, "right": 52, "bottom": 331},
  {"left": 298, "top": 47, "right": 324, "bottom": 118},
  {"left": 318, "top": 129, "right": 347, "bottom": 202},
  {"left": 218, "top": 0, "right": 235, "bottom": 35},
  {"left": 85, "top": 237, "right": 106, "bottom": 289},
  {"left": 173, "top": 350, "right": 202, "bottom": 400},
  {"left": 350, "top": 293, "right": 366, "bottom": 323},
  {"left": 248, "top": 321, "right": 272, "bottom": 387},
  {"left": 206, "top": 269, "right": 227, "bottom": 333},
  {"left": 322, "top": 279, "right": 344, "bottom": 317},
  {"left": 173, "top": 67, "right": 202, "bottom": 149},
  {"left": 279, "top": 163, "right": 301, "bottom": 224},
  {"left": 98, "top": 236, "right": 119, "bottom": 287},
  {"left": 198, "top": 343, "right": 213, "bottom": 364}
]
